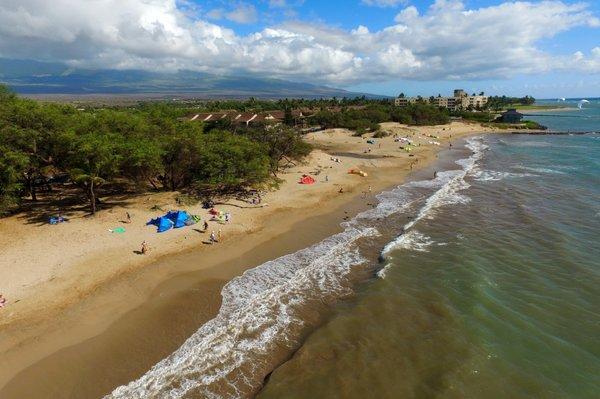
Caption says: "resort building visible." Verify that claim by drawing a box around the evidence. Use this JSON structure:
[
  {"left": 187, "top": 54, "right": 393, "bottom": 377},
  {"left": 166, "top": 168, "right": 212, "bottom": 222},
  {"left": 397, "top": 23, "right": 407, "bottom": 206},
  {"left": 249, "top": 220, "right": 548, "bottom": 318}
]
[
  {"left": 396, "top": 89, "right": 488, "bottom": 110},
  {"left": 394, "top": 97, "right": 418, "bottom": 107}
]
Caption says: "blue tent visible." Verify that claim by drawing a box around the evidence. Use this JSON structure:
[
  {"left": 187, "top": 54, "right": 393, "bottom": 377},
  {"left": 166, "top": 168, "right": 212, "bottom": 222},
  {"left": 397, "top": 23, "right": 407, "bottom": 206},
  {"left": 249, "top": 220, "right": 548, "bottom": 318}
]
[
  {"left": 166, "top": 210, "right": 190, "bottom": 228},
  {"left": 147, "top": 216, "right": 174, "bottom": 233}
]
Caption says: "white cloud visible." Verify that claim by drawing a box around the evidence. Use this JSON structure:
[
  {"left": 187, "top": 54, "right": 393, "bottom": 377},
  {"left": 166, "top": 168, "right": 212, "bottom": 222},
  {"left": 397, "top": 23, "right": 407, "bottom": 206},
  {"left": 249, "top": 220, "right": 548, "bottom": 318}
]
[
  {"left": 225, "top": 3, "right": 258, "bottom": 24},
  {"left": 0, "top": 0, "right": 598, "bottom": 84},
  {"left": 362, "top": 0, "right": 408, "bottom": 7}
]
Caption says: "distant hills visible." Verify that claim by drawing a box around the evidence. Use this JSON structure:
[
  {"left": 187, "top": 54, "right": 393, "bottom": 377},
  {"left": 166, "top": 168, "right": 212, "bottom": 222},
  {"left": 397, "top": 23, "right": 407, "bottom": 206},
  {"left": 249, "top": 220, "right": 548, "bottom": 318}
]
[{"left": 0, "top": 58, "right": 377, "bottom": 99}]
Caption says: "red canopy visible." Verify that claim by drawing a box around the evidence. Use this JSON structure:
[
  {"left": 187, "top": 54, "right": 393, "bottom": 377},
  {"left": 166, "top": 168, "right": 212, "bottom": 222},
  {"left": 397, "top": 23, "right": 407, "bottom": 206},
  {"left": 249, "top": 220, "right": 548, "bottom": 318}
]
[{"left": 300, "top": 175, "right": 316, "bottom": 184}]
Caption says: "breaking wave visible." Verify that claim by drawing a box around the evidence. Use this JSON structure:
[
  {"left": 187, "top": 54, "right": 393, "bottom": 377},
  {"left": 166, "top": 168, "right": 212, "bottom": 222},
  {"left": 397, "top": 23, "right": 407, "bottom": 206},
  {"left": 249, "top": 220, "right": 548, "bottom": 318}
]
[
  {"left": 108, "top": 226, "right": 377, "bottom": 399},
  {"left": 378, "top": 137, "right": 487, "bottom": 277}
]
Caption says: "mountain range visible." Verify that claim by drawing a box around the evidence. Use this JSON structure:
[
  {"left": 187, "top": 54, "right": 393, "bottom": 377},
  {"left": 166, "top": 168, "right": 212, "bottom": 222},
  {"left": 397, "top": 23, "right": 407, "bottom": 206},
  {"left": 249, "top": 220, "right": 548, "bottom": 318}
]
[{"left": 0, "top": 58, "right": 374, "bottom": 99}]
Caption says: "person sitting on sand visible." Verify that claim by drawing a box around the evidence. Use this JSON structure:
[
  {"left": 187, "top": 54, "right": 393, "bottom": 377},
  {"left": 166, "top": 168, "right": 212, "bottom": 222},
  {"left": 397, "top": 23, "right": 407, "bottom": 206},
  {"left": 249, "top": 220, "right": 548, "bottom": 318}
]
[
  {"left": 141, "top": 241, "right": 148, "bottom": 254},
  {"left": 339, "top": 187, "right": 344, "bottom": 194},
  {"left": 0, "top": 294, "right": 6, "bottom": 308}
]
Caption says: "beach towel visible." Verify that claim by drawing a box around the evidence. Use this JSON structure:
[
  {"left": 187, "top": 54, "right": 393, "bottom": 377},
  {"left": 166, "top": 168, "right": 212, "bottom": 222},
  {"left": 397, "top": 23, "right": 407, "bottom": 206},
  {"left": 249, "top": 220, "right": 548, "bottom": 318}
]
[{"left": 110, "top": 227, "right": 126, "bottom": 234}]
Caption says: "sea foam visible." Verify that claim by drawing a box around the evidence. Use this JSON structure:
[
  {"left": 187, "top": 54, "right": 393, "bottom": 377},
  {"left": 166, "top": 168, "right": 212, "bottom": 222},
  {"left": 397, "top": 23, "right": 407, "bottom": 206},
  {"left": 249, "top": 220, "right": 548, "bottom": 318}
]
[{"left": 378, "top": 136, "right": 487, "bottom": 276}]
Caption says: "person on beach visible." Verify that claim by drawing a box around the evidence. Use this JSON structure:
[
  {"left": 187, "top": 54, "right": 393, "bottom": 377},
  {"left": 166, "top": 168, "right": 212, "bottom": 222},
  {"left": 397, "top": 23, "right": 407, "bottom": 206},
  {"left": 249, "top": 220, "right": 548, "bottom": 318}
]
[
  {"left": 125, "top": 212, "right": 131, "bottom": 223},
  {"left": 210, "top": 231, "right": 217, "bottom": 243},
  {"left": 368, "top": 185, "right": 372, "bottom": 193},
  {"left": 140, "top": 241, "right": 148, "bottom": 254},
  {"left": 434, "top": 171, "right": 438, "bottom": 178},
  {"left": 218, "top": 230, "right": 222, "bottom": 242},
  {"left": 339, "top": 187, "right": 344, "bottom": 194},
  {"left": 325, "top": 175, "right": 329, "bottom": 182},
  {"left": 0, "top": 294, "right": 6, "bottom": 308},
  {"left": 203, "top": 220, "right": 209, "bottom": 231},
  {"left": 225, "top": 212, "right": 231, "bottom": 223}
]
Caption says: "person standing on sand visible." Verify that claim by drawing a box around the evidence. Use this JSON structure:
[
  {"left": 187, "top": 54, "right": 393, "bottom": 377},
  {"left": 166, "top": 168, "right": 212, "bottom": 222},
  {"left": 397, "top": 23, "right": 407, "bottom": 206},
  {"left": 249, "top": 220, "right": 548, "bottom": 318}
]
[
  {"left": 210, "top": 231, "right": 216, "bottom": 243},
  {"left": 218, "top": 230, "right": 222, "bottom": 242},
  {"left": 125, "top": 212, "right": 131, "bottom": 223},
  {"left": 434, "top": 171, "right": 438, "bottom": 179},
  {"left": 203, "top": 220, "right": 209, "bottom": 231},
  {"left": 141, "top": 241, "right": 148, "bottom": 254}
]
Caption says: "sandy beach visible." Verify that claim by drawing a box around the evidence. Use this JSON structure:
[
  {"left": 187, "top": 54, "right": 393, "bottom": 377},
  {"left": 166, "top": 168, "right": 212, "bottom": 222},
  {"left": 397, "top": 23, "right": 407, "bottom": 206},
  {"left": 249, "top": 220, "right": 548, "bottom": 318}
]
[{"left": 0, "top": 121, "right": 506, "bottom": 397}]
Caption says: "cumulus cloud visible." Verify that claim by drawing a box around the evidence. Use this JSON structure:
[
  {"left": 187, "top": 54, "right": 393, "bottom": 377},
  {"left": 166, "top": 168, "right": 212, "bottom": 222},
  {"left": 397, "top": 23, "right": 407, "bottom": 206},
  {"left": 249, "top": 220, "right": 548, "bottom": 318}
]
[{"left": 0, "top": 0, "right": 598, "bottom": 83}]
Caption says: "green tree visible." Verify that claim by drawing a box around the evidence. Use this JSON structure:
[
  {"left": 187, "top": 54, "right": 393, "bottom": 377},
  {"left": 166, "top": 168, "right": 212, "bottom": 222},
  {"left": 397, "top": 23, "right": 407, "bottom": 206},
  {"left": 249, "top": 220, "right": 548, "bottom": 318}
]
[{"left": 67, "top": 131, "right": 121, "bottom": 214}]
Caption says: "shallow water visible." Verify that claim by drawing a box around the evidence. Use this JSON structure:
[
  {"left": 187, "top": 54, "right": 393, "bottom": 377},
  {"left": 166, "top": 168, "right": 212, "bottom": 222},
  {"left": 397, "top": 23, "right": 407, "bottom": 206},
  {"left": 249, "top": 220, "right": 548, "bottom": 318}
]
[{"left": 258, "top": 133, "right": 600, "bottom": 399}]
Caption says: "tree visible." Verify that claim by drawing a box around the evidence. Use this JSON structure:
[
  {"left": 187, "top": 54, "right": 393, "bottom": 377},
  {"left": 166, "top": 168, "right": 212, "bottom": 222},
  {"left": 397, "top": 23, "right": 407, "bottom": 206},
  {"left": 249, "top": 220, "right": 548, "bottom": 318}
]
[
  {"left": 247, "top": 126, "right": 311, "bottom": 175},
  {"left": 284, "top": 107, "right": 294, "bottom": 126},
  {"left": 0, "top": 145, "right": 29, "bottom": 214},
  {"left": 67, "top": 131, "right": 121, "bottom": 214},
  {"left": 193, "top": 131, "right": 271, "bottom": 193},
  {"left": 398, "top": 93, "right": 405, "bottom": 98}
]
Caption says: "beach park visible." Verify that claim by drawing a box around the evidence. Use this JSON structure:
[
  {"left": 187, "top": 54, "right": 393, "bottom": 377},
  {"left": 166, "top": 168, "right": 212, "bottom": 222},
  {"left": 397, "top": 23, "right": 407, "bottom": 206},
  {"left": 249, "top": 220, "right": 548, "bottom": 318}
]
[{"left": 0, "top": 102, "right": 511, "bottom": 396}]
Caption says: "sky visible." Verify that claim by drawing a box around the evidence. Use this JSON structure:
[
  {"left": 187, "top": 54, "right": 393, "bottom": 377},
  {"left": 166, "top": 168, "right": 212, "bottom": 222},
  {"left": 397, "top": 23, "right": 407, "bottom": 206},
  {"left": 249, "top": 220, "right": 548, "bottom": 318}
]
[{"left": 0, "top": 0, "right": 599, "bottom": 98}]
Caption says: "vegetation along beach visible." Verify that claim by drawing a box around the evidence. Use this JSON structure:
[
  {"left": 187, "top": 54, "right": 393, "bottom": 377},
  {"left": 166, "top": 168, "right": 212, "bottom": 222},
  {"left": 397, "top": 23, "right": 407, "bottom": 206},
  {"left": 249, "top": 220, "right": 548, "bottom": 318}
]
[{"left": 1, "top": 0, "right": 599, "bottom": 398}]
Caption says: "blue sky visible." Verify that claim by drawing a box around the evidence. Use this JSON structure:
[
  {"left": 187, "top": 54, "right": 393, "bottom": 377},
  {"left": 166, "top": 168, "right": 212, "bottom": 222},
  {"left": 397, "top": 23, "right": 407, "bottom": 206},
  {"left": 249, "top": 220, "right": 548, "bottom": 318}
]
[{"left": 1, "top": 0, "right": 599, "bottom": 98}]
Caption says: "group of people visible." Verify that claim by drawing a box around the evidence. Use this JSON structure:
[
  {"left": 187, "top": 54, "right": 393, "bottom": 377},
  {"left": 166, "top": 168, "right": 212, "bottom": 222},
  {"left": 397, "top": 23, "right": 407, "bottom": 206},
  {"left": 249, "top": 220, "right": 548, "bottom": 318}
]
[
  {"left": 209, "top": 230, "right": 222, "bottom": 244},
  {"left": 139, "top": 212, "right": 229, "bottom": 254}
]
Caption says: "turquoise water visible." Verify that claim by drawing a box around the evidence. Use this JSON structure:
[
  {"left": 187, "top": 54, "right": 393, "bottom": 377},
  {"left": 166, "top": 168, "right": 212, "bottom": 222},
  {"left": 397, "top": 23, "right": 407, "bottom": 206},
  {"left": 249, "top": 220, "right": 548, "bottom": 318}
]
[
  {"left": 259, "top": 133, "right": 600, "bottom": 398},
  {"left": 523, "top": 98, "right": 600, "bottom": 132}
]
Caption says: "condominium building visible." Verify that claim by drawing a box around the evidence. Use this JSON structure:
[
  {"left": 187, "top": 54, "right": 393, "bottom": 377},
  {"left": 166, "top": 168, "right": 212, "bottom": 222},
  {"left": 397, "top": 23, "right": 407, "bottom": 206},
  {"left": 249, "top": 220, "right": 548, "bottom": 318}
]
[{"left": 396, "top": 89, "right": 488, "bottom": 110}]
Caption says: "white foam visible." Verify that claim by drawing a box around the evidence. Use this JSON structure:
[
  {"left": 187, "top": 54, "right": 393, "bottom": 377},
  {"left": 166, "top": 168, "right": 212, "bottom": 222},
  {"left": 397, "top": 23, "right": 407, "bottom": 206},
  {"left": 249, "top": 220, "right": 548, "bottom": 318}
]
[
  {"left": 513, "top": 165, "right": 566, "bottom": 175},
  {"left": 107, "top": 226, "right": 378, "bottom": 399},
  {"left": 379, "top": 136, "right": 486, "bottom": 263},
  {"left": 473, "top": 170, "right": 536, "bottom": 181}
]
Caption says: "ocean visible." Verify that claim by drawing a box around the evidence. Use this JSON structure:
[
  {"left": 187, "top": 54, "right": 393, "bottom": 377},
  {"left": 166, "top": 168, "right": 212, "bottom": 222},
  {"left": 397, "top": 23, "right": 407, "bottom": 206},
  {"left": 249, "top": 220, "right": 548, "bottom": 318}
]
[
  {"left": 108, "top": 110, "right": 599, "bottom": 398},
  {"left": 522, "top": 98, "right": 600, "bottom": 132}
]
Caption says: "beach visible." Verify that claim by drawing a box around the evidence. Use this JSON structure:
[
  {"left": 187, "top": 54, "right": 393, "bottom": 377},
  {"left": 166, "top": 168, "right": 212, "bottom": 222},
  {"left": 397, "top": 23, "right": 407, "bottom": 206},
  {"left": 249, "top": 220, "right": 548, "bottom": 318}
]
[{"left": 0, "top": 121, "right": 506, "bottom": 397}]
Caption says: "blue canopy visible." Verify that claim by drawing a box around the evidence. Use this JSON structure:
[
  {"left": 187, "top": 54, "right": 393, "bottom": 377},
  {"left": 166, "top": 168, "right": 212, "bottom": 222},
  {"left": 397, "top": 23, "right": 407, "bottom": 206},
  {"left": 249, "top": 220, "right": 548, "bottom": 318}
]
[
  {"left": 147, "top": 216, "right": 174, "bottom": 233},
  {"left": 166, "top": 210, "right": 190, "bottom": 228}
]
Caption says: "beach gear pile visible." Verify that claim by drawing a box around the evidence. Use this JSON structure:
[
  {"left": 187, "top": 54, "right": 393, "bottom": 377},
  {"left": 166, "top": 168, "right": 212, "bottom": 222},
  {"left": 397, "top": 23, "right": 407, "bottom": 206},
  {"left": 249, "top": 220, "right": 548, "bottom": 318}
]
[
  {"left": 209, "top": 208, "right": 230, "bottom": 224},
  {"left": 49, "top": 215, "right": 67, "bottom": 225},
  {"left": 147, "top": 210, "right": 196, "bottom": 233},
  {"left": 348, "top": 168, "right": 368, "bottom": 177}
]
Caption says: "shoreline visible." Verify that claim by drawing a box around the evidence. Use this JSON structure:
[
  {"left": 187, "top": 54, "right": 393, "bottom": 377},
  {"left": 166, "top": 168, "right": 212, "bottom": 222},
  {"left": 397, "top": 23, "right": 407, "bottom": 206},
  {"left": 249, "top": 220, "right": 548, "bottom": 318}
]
[{"left": 0, "top": 123, "right": 505, "bottom": 396}]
